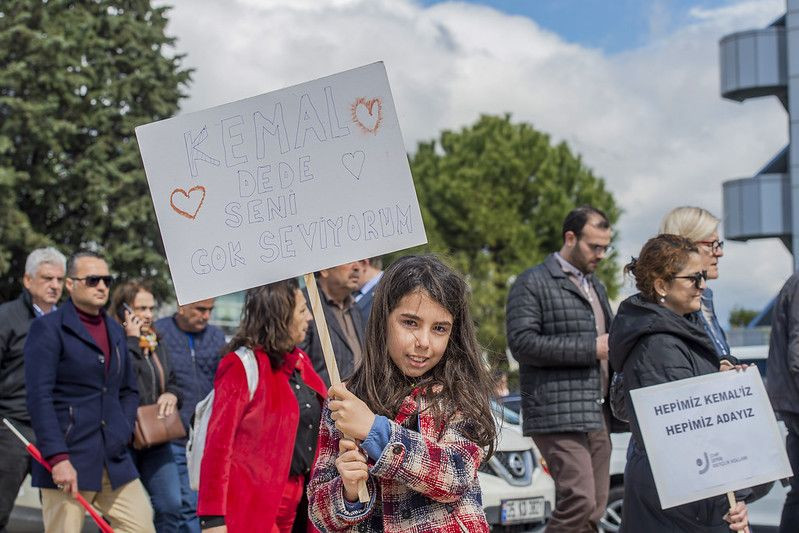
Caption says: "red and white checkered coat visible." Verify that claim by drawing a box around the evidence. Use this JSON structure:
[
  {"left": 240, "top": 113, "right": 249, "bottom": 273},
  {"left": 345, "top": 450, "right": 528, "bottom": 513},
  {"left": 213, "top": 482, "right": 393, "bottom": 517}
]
[{"left": 308, "top": 392, "right": 489, "bottom": 532}]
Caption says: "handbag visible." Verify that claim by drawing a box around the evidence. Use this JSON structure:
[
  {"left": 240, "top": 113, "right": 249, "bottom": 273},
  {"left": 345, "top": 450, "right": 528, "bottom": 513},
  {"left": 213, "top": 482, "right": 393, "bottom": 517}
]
[{"left": 133, "top": 350, "right": 186, "bottom": 449}]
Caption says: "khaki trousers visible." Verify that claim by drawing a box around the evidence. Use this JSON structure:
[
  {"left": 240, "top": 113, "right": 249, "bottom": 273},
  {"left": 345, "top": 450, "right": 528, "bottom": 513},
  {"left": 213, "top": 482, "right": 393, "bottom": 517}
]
[
  {"left": 533, "top": 426, "right": 612, "bottom": 533},
  {"left": 41, "top": 470, "right": 154, "bottom": 533}
]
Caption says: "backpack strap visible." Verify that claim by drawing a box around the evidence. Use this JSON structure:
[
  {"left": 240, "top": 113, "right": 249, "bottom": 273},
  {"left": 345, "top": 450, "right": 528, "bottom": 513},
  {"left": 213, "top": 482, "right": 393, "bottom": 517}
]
[{"left": 234, "top": 346, "right": 259, "bottom": 401}]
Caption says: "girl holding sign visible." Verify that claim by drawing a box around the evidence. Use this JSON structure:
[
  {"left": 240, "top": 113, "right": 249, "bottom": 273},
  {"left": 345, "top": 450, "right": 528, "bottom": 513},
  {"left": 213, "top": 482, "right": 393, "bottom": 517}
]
[
  {"left": 307, "top": 255, "right": 497, "bottom": 532},
  {"left": 609, "top": 234, "right": 749, "bottom": 532}
]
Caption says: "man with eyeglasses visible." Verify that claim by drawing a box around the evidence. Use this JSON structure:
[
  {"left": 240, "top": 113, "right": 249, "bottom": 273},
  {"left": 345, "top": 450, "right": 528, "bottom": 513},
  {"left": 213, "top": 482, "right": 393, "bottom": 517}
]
[
  {"left": 155, "top": 299, "right": 224, "bottom": 533},
  {"left": 506, "top": 206, "right": 615, "bottom": 533},
  {"left": 24, "top": 250, "right": 154, "bottom": 532}
]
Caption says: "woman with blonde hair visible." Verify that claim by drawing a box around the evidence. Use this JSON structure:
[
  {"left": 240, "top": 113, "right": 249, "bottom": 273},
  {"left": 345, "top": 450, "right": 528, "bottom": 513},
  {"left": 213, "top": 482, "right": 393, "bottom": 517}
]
[{"left": 659, "top": 206, "right": 731, "bottom": 363}]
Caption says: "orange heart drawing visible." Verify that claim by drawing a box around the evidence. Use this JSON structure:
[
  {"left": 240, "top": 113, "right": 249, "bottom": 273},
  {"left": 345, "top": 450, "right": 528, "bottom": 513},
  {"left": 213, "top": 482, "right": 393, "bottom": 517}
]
[
  {"left": 351, "top": 97, "right": 383, "bottom": 134},
  {"left": 170, "top": 185, "right": 206, "bottom": 220}
]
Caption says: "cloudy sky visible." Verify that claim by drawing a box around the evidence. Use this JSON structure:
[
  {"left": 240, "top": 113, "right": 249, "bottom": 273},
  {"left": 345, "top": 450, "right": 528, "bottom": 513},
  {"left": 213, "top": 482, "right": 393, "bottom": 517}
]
[{"left": 161, "top": 0, "right": 790, "bottom": 329}]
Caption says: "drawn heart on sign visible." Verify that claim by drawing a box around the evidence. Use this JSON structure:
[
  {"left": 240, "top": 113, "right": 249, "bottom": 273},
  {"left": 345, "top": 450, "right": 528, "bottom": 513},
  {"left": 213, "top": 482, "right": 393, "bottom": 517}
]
[
  {"left": 170, "top": 185, "right": 206, "bottom": 220},
  {"left": 351, "top": 97, "right": 383, "bottom": 134},
  {"left": 342, "top": 151, "right": 366, "bottom": 180}
]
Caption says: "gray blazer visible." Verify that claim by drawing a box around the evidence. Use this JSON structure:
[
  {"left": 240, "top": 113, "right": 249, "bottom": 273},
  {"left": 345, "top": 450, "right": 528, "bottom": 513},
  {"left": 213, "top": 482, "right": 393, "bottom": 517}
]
[{"left": 299, "top": 289, "right": 366, "bottom": 387}]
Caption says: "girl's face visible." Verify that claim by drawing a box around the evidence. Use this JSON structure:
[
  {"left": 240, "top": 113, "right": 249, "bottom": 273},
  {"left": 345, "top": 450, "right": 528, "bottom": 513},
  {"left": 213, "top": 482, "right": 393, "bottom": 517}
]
[
  {"left": 387, "top": 290, "right": 453, "bottom": 378},
  {"left": 288, "top": 289, "right": 313, "bottom": 346},
  {"left": 132, "top": 290, "right": 156, "bottom": 333}
]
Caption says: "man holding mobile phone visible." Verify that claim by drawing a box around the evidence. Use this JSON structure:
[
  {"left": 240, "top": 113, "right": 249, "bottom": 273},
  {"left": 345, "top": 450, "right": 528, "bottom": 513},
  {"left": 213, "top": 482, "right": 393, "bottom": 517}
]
[{"left": 155, "top": 299, "right": 225, "bottom": 533}]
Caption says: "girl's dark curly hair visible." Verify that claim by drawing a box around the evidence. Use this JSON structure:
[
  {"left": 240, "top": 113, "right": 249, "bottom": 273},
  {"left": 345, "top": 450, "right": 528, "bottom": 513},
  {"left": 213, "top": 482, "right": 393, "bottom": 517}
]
[{"left": 347, "top": 255, "right": 497, "bottom": 457}]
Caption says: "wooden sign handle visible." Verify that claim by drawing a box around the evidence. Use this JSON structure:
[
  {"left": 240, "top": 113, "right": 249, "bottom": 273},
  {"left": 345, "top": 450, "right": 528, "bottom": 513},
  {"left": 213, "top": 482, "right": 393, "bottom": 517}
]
[
  {"left": 726, "top": 491, "right": 749, "bottom": 532},
  {"left": 304, "top": 273, "right": 370, "bottom": 503}
]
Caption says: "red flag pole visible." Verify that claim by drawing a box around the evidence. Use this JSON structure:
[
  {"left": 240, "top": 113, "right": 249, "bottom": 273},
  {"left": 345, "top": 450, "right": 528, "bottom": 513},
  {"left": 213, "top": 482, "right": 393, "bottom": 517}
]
[{"left": 3, "top": 418, "right": 115, "bottom": 533}]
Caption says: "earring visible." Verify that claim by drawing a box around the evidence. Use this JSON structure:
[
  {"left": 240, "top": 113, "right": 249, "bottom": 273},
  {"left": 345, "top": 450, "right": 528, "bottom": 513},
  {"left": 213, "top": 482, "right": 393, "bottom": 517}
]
[{"left": 658, "top": 294, "right": 666, "bottom": 303}]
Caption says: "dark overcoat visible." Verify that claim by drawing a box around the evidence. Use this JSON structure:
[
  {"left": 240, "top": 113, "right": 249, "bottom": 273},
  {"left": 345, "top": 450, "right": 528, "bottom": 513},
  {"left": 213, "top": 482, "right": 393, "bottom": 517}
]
[{"left": 24, "top": 299, "right": 139, "bottom": 490}]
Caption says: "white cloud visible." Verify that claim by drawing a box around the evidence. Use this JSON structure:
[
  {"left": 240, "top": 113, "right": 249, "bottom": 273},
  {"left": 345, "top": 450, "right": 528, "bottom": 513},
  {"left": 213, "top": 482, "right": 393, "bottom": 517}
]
[{"left": 161, "top": 0, "right": 789, "bottom": 327}]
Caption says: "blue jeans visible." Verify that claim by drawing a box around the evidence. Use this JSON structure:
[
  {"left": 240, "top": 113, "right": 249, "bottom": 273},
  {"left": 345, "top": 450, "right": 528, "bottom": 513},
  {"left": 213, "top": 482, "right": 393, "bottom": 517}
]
[
  {"left": 170, "top": 442, "right": 200, "bottom": 533},
  {"left": 132, "top": 443, "right": 182, "bottom": 533},
  {"left": 780, "top": 412, "right": 799, "bottom": 533}
]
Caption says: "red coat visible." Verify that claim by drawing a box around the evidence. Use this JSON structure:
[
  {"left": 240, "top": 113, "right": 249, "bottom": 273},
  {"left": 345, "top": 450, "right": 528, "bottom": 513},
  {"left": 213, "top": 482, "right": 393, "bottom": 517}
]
[{"left": 198, "top": 347, "right": 327, "bottom": 532}]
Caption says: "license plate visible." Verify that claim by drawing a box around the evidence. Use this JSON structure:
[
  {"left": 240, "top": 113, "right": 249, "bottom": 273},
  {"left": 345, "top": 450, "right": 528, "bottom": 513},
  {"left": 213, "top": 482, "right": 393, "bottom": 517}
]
[{"left": 501, "top": 497, "right": 545, "bottom": 524}]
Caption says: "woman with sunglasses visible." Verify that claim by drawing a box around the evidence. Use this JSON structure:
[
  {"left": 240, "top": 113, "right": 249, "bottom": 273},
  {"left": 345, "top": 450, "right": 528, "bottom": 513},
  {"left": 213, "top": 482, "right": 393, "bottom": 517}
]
[
  {"left": 110, "top": 280, "right": 183, "bottom": 533},
  {"left": 659, "top": 207, "right": 731, "bottom": 365},
  {"left": 608, "top": 234, "right": 749, "bottom": 532}
]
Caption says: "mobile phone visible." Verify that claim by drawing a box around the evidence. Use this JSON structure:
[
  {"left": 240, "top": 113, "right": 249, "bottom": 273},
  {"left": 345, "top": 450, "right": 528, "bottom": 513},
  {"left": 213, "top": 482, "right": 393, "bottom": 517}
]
[{"left": 118, "top": 302, "right": 134, "bottom": 322}]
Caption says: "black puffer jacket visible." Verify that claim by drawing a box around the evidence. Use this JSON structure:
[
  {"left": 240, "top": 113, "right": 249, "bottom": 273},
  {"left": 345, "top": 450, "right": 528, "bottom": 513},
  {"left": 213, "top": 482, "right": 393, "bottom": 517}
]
[
  {"left": 506, "top": 254, "right": 613, "bottom": 434},
  {"left": 609, "top": 294, "right": 746, "bottom": 532},
  {"left": 0, "top": 290, "right": 37, "bottom": 423},
  {"left": 767, "top": 271, "right": 799, "bottom": 414},
  {"left": 609, "top": 293, "right": 720, "bottom": 447}
]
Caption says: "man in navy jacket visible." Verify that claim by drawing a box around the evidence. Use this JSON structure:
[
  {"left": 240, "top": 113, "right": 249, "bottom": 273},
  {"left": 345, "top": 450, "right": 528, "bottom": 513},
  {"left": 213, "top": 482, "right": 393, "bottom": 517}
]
[
  {"left": 155, "top": 299, "right": 224, "bottom": 533},
  {"left": 25, "top": 251, "right": 154, "bottom": 532}
]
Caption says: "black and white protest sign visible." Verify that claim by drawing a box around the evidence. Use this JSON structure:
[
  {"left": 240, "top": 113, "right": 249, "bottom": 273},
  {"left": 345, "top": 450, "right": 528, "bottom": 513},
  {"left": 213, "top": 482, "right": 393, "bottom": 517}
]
[
  {"left": 630, "top": 368, "right": 791, "bottom": 509},
  {"left": 136, "top": 62, "right": 426, "bottom": 304}
]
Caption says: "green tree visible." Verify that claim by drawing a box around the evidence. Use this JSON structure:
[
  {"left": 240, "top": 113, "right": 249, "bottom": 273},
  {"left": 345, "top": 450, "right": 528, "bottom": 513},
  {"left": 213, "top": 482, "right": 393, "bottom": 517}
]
[
  {"left": 729, "top": 306, "right": 758, "bottom": 328},
  {"left": 0, "top": 1, "right": 191, "bottom": 301},
  {"left": 390, "top": 114, "right": 620, "bottom": 364}
]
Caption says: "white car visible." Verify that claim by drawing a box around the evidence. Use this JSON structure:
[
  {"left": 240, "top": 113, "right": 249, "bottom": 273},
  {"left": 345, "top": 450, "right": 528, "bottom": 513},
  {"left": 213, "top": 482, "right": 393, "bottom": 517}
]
[
  {"left": 481, "top": 408, "right": 556, "bottom": 532},
  {"left": 600, "top": 344, "right": 788, "bottom": 533}
]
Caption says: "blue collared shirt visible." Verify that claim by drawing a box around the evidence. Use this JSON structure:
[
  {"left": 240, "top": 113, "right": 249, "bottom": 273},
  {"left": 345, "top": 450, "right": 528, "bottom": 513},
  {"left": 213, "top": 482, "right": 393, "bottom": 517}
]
[
  {"left": 695, "top": 287, "right": 730, "bottom": 359},
  {"left": 32, "top": 303, "right": 57, "bottom": 317},
  {"left": 354, "top": 271, "right": 383, "bottom": 302}
]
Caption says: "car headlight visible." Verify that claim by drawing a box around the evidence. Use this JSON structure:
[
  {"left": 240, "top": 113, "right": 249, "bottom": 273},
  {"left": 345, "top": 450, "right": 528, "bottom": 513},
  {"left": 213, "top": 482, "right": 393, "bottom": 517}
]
[{"left": 480, "top": 450, "right": 535, "bottom": 486}]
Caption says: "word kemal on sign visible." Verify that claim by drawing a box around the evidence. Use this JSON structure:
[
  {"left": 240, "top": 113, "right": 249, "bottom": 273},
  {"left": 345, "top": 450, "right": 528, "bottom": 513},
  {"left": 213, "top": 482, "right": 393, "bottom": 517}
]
[
  {"left": 136, "top": 63, "right": 426, "bottom": 304},
  {"left": 630, "top": 368, "right": 791, "bottom": 509}
]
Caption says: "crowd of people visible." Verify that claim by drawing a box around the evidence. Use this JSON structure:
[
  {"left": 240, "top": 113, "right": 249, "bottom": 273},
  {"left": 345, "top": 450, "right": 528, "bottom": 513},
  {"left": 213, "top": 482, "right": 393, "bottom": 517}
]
[
  {"left": 0, "top": 204, "right": 797, "bottom": 532},
  {"left": 0, "top": 253, "right": 383, "bottom": 532}
]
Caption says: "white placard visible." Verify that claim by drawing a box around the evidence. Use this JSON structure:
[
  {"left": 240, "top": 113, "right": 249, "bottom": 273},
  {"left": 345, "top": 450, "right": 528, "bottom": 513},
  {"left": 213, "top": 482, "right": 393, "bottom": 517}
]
[
  {"left": 630, "top": 368, "right": 791, "bottom": 509},
  {"left": 135, "top": 62, "right": 426, "bottom": 304}
]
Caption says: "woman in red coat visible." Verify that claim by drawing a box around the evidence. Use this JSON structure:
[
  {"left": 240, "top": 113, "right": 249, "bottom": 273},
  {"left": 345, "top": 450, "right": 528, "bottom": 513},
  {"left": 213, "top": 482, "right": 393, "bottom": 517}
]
[{"left": 197, "top": 279, "right": 327, "bottom": 532}]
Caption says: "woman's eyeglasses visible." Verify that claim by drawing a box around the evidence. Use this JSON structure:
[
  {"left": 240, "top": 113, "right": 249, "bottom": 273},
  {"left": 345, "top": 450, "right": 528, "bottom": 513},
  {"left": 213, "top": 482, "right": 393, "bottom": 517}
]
[
  {"left": 696, "top": 239, "right": 724, "bottom": 253},
  {"left": 70, "top": 275, "right": 114, "bottom": 288},
  {"left": 673, "top": 271, "right": 707, "bottom": 289}
]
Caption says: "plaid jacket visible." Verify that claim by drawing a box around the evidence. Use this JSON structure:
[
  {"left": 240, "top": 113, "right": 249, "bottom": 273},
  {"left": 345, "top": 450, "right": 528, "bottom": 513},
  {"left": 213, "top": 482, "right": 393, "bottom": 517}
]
[{"left": 308, "top": 392, "right": 489, "bottom": 532}]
